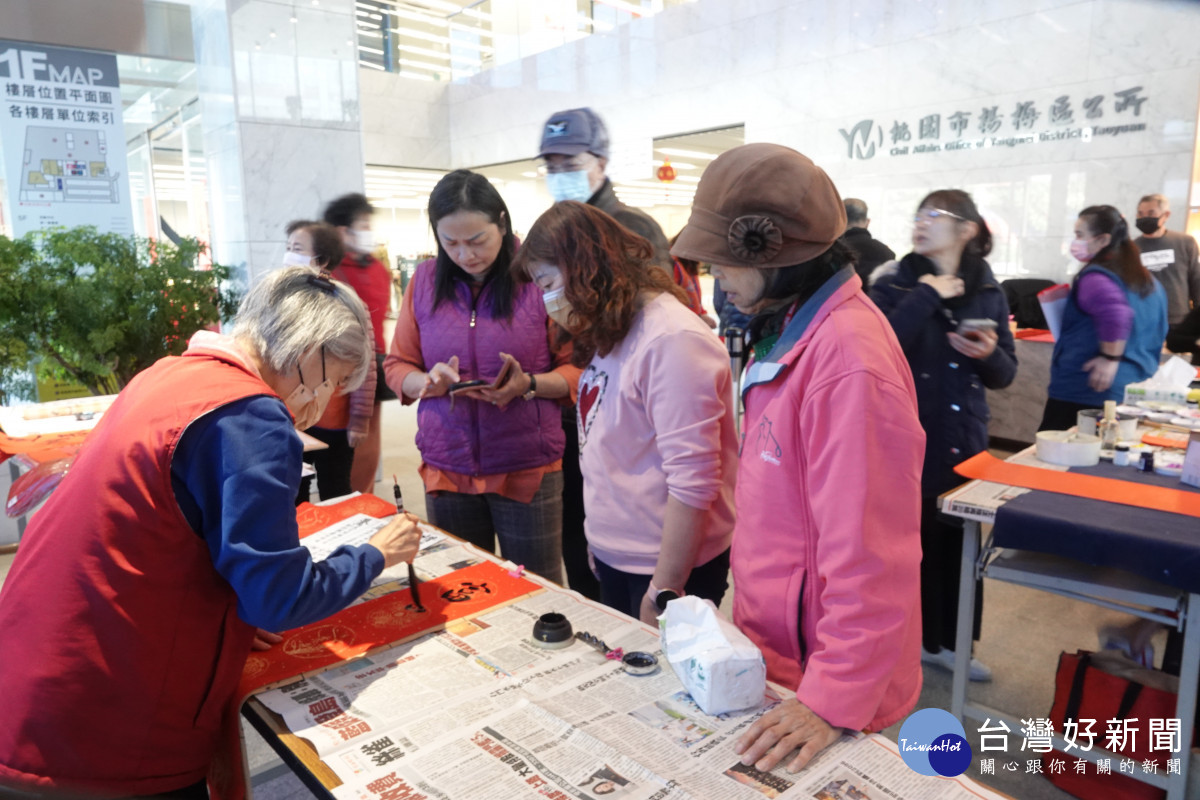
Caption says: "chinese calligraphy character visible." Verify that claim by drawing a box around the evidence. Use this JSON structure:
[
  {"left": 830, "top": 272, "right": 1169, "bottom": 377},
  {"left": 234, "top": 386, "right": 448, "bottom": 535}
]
[
  {"left": 54, "top": 87, "right": 65, "bottom": 100},
  {"left": 980, "top": 758, "right": 995, "bottom": 775},
  {"left": 1096, "top": 758, "right": 1112, "bottom": 775},
  {"left": 69, "top": 89, "right": 82, "bottom": 101},
  {"left": 84, "top": 90, "right": 97, "bottom": 103},
  {"left": 40, "top": 107, "right": 53, "bottom": 119},
  {"left": 1141, "top": 759, "right": 1159, "bottom": 774},
  {"left": 1119, "top": 759, "right": 1136, "bottom": 774},
  {"left": 1062, "top": 718, "right": 1096, "bottom": 751},
  {"left": 22, "top": 85, "right": 34, "bottom": 98},
  {"left": 1050, "top": 95, "right": 1074, "bottom": 124},
  {"left": 1012, "top": 101, "right": 1040, "bottom": 130},
  {"left": 24, "top": 105, "right": 38, "bottom": 118},
  {"left": 1106, "top": 718, "right": 1139, "bottom": 751},
  {"left": 919, "top": 113, "right": 941, "bottom": 139},
  {"left": 949, "top": 111, "right": 971, "bottom": 137},
  {"left": 87, "top": 110, "right": 100, "bottom": 123},
  {"left": 1150, "top": 718, "right": 1181, "bottom": 752},
  {"left": 8, "top": 105, "right": 21, "bottom": 118},
  {"left": 1048, "top": 759, "right": 1066, "bottom": 774},
  {"left": 37, "top": 86, "right": 51, "bottom": 99},
  {"left": 4, "top": 83, "right": 18, "bottom": 96},
  {"left": 1168, "top": 758, "right": 1182, "bottom": 775},
  {"left": 978, "top": 718, "right": 1011, "bottom": 752},
  {"left": 1073, "top": 759, "right": 1088, "bottom": 774},
  {"left": 891, "top": 121, "right": 912, "bottom": 144},
  {"left": 979, "top": 106, "right": 1003, "bottom": 134},
  {"left": 1025, "top": 760, "right": 1044, "bottom": 774},
  {"left": 1114, "top": 86, "right": 1147, "bottom": 116},
  {"left": 1083, "top": 95, "right": 1104, "bottom": 119},
  {"left": 56, "top": 108, "right": 69, "bottom": 121},
  {"left": 1021, "top": 718, "right": 1055, "bottom": 753},
  {"left": 99, "top": 90, "right": 112, "bottom": 103}
]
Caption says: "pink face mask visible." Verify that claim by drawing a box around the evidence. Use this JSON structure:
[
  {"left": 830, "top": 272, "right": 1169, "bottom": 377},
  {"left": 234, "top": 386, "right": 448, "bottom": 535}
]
[
  {"left": 1069, "top": 238, "right": 1093, "bottom": 263},
  {"left": 285, "top": 348, "right": 335, "bottom": 430}
]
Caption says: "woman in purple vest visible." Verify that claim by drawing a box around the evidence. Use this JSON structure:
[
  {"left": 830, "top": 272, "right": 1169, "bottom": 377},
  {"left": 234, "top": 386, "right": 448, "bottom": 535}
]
[{"left": 384, "top": 170, "right": 580, "bottom": 584}]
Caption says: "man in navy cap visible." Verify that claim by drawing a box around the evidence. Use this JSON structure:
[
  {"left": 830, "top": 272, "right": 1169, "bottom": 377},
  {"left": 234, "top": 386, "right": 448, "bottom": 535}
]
[{"left": 538, "top": 107, "right": 672, "bottom": 272}]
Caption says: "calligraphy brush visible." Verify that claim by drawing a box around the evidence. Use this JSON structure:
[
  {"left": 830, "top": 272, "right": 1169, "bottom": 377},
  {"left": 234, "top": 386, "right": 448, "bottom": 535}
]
[{"left": 393, "top": 474, "right": 424, "bottom": 611}]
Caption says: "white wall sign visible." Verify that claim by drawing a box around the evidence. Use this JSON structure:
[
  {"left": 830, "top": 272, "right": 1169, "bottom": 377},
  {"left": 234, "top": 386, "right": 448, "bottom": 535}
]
[
  {"left": 837, "top": 86, "right": 1150, "bottom": 162},
  {"left": 0, "top": 39, "right": 133, "bottom": 237}
]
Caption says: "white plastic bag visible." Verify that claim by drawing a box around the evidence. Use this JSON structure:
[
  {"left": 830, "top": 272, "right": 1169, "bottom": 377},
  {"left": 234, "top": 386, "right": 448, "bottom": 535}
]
[{"left": 659, "top": 596, "right": 766, "bottom": 715}]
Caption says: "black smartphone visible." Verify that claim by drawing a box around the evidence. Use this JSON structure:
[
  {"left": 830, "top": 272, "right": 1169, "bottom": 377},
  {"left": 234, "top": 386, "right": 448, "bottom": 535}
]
[{"left": 449, "top": 379, "right": 488, "bottom": 394}]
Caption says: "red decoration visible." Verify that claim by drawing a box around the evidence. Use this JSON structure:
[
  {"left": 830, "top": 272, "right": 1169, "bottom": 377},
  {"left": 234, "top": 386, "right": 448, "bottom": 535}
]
[{"left": 656, "top": 159, "right": 676, "bottom": 182}]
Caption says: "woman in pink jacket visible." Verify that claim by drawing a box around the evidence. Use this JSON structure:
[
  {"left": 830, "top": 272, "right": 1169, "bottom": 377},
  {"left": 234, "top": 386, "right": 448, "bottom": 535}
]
[{"left": 671, "top": 144, "right": 926, "bottom": 774}]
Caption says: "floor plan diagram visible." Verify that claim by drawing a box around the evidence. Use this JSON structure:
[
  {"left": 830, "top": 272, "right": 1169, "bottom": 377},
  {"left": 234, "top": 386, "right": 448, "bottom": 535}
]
[{"left": 19, "top": 126, "right": 120, "bottom": 204}]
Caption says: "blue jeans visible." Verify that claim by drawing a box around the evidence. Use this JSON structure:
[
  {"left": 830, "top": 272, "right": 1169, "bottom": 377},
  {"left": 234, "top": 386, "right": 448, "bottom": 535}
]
[
  {"left": 593, "top": 548, "right": 731, "bottom": 619},
  {"left": 426, "top": 470, "right": 564, "bottom": 585}
]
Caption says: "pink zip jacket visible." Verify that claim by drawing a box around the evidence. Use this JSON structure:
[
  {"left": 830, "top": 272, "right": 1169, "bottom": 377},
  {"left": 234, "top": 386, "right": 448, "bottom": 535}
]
[{"left": 732, "top": 269, "right": 925, "bottom": 732}]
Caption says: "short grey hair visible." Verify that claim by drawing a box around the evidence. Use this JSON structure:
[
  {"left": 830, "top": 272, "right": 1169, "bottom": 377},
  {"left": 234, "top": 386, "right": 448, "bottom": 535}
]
[
  {"left": 844, "top": 198, "right": 869, "bottom": 226},
  {"left": 231, "top": 266, "right": 373, "bottom": 390},
  {"left": 1138, "top": 193, "right": 1169, "bottom": 211}
]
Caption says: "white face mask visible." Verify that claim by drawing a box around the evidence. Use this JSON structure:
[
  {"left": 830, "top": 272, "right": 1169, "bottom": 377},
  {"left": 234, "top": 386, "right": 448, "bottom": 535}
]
[
  {"left": 543, "top": 286, "right": 575, "bottom": 329},
  {"left": 352, "top": 229, "right": 376, "bottom": 254},
  {"left": 284, "top": 349, "right": 336, "bottom": 430},
  {"left": 282, "top": 251, "right": 314, "bottom": 268},
  {"left": 545, "top": 170, "right": 592, "bottom": 204}
]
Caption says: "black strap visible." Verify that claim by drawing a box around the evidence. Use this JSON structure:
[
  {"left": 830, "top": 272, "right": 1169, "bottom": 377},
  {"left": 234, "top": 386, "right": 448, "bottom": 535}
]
[
  {"left": 1118, "top": 681, "right": 1144, "bottom": 719},
  {"left": 1063, "top": 651, "right": 1091, "bottom": 721}
]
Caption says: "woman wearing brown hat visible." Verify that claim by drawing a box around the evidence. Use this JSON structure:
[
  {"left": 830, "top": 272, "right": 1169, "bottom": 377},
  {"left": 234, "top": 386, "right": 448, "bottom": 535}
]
[
  {"left": 512, "top": 201, "right": 738, "bottom": 626},
  {"left": 671, "top": 143, "right": 925, "bottom": 774}
]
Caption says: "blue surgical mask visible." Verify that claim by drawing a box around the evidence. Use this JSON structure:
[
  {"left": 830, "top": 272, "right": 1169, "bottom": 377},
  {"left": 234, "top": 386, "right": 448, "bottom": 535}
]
[{"left": 546, "top": 170, "right": 593, "bottom": 204}]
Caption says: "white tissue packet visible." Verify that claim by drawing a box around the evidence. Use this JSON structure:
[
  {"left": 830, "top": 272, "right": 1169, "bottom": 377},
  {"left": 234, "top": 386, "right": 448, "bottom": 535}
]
[
  {"left": 659, "top": 596, "right": 766, "bottom": 715},
  {"left": 1124, "top": 356, "right": 1196, "bottom": 405}
]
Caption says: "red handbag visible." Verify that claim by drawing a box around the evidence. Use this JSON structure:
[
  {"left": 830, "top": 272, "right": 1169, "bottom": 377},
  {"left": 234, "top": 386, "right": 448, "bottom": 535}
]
[{"left": 1043, "top": 650, "right": 1181, "bottom": 800}]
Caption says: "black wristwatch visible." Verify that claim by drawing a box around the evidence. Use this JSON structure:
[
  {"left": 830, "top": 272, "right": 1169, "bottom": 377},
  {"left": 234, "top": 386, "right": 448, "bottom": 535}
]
[
  {"left": 523, "top": 373, "right": 538, "bottom": 401},
  {"left": 648, "top": 581, "right": 684, "bottom": 612}
]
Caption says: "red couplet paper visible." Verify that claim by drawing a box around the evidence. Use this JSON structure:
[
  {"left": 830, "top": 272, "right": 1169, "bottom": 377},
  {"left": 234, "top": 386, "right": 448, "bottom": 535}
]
[
  {"left": 208, "top": 496, "right": 541, "bottom": 800},
  {"left": 953, "top": 451, "right": 1200, "bottom": 519}
]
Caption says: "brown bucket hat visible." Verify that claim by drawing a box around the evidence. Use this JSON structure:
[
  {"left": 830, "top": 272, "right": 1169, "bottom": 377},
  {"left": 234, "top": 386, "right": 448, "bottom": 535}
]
[{"left": 671, "top": 143, "right": 846, "bottom": 269}]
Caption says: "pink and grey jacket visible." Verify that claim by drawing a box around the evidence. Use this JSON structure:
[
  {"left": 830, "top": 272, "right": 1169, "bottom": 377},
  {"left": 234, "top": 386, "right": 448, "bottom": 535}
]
[{"left": 732, "top": 267, "right": 926, "bottom": 732}]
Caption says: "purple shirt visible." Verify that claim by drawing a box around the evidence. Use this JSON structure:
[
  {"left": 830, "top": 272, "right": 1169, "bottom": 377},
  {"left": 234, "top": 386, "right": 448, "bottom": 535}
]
[{"left": 1077, "top": 270, "right": 1133, "bottom": 342}]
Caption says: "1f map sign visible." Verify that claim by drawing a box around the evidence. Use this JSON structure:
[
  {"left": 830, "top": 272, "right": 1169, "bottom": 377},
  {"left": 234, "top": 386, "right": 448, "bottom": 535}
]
[{"left": 0, "top": 39, "right": 133, "bottom": 237}]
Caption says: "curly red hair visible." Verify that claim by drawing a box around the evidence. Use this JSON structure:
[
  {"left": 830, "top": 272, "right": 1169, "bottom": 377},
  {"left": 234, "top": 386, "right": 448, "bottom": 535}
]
[{"left": 512, "top": 202, "right": 687, "bottom": 366}]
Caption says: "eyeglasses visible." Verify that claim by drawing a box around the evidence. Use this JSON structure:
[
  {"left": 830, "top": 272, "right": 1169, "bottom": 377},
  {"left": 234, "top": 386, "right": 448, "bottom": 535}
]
[
  {"left": 913, "top": 208, "right": 967, "bottom": 224},
  {"left": 543, "top": 154, "right": 596, "bottom": 174}
]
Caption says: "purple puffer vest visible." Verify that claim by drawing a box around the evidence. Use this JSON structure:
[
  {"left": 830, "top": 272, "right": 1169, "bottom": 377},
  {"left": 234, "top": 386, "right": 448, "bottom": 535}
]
[{"left": 412, "top": 259, "right": 565, "bottom": 475}]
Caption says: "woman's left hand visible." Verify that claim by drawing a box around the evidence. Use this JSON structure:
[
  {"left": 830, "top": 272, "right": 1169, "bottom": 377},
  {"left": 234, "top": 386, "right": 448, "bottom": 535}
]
[
  {"left": 1083, "top": 356, "right": 1119, "bottom": 392},
  {"left": 251, "top": 629, "right": 283, "bottom": 651},
  {"left": 473, "top": 353, "right": 528, "bottom": 409},
  {"left": 947, "top": 328, "right": 998, "bottom": 360},
  {"left": 734, "top": 697, "right": 841, "bottom": 774}
]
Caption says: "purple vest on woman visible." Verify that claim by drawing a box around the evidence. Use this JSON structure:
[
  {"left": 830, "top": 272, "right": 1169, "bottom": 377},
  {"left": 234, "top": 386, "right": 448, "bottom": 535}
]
[{"left": 412, "top": 259, "right": 565, "bottom": 475}]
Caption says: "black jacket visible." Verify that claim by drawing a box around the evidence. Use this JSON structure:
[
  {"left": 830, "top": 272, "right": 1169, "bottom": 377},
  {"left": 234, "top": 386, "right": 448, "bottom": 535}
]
[
  {"left": 1166, "top": 305, "right": 1200, "bottom": 360},
  {"left": 588, "top": 179, "right": 673, "bottom": 273},
  {"left": 841, "top": 227, "right": 896, "bottom": 287},
  {"left": 870, "top": 253, "right": 1018, "bottom": 496}
]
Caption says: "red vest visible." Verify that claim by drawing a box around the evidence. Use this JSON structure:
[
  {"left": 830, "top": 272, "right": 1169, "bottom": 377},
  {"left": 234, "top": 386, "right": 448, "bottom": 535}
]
[
  {"left": 0, "top": 350, "right": 277, "bottom": 796},
  {"left": 333, "top": 253, "right": 392, "bottom": 353}
]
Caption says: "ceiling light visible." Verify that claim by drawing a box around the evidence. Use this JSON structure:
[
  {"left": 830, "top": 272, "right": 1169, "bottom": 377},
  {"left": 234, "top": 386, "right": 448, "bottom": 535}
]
[{"left": 656, "top": 147, "right": 719, "bottom": 160}]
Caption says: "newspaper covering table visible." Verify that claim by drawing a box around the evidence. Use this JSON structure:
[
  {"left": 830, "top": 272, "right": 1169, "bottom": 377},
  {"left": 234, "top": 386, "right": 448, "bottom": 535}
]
[{"left": 250, "top": 514, "right": 1011, "bottom": 800}]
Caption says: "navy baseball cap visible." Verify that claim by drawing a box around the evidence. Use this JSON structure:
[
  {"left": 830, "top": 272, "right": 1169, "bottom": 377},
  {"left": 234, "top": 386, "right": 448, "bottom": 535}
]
[{"left": 539, "top": 107, "right": 610, "bottom": 159}]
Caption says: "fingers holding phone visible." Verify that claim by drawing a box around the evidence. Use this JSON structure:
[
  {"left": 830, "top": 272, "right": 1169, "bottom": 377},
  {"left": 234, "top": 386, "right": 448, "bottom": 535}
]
[
  {"left": 421, "top": 356, "right": 460, "bottom": 398},
  {"left": 948, "top": 318, "right": 998, "bottom": 360},
  {"left": 476, "top": 353, "right": 528, "bottom": 409}
]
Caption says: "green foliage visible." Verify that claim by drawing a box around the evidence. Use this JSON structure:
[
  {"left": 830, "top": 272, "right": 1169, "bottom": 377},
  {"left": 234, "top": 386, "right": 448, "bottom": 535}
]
[{"left": 0, "top": 227, "right": 240, "bottom": 398}]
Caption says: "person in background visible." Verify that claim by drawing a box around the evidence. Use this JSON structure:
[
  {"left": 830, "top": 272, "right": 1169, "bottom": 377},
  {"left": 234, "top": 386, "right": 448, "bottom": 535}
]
[
  {"left": 285, "top": 219, "right": 343, "bottom": 271},
  {"left": 1040, "top": 205, "right": 1167, "bottom": 430},
  {"left": 514, "top": 201, "right": 737, "bottom": 625},
  {"left": 538, "top": 106, "right": 679, "bottom": 601},
  {"left": 1166, "top": 304, "right": 1200, "bottom": 361},
  {"left": 871, "top": 189, "right": 1016, "bottom": 684},
  {"left": 284, "top": 220, "right": 376, "bottom": 501},
  {"left": 672, "top": 144, "right": 924, "bottom": 773},
  {"left": 840, "top": 198, "right": 896, "bottom": 287},
  {"left": 0, "top": 267, "right": 420, "bottom": 798},
  {"left": 1133, "top": 193, "right": 1200, "bottom": 325},
  {"left": 324, "top": 193, "right": 393, "bottom": 494},
  {"left": 713, "top": 279, "right": 753, "bottom": 338},
  {"left": 384, "top": 170, "right": 578, "bottom": 585},
  {"left": 669, "top": 233, "right": 718, "bottom": 329}
]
